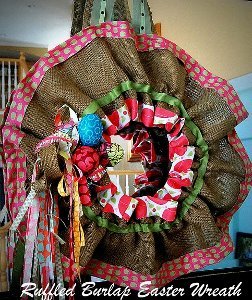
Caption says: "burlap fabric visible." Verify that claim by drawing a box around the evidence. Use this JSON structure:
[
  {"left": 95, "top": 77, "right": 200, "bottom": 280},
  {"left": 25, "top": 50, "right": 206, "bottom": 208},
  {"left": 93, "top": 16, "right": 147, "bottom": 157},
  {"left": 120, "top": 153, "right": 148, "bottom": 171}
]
[{"left": 18, "top": 34, "right": 245, "bottom": 275}]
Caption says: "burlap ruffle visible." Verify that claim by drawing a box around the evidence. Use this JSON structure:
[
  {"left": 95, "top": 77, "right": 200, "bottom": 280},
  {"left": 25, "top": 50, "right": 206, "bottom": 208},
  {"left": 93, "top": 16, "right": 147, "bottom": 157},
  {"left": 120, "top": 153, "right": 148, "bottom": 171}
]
[{"left": 18, "top": 36, "right": 245, "bottom": 276}]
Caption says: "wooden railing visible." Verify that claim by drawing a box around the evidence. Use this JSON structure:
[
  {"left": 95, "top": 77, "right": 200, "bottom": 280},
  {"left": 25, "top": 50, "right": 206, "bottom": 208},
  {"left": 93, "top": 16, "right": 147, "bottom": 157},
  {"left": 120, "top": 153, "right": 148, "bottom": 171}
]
[
  {"left": 0, "top": 53, "right": 28, "bottom": 289},
  {"left": 108, "top": 169, "right": 143, "bottom": 195},
  {"left": 0, "top": 52, "right": 28, "bottom": 115}
]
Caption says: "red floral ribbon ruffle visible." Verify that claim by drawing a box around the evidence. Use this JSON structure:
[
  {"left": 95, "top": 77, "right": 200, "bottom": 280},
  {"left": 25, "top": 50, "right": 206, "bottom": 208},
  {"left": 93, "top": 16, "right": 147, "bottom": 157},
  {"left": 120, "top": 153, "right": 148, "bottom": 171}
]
[{"left": 97, "top": 99, "right": 195, "bottom": 222}]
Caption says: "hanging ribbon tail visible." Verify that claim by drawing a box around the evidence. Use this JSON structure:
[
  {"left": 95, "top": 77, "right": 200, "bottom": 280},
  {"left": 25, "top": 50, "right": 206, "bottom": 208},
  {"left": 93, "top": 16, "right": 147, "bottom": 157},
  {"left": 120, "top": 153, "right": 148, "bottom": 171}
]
[
  {"left": 60, "top": 152, "right": 78, "bottom": 292},
  {"left": 8, "top": 229, "right": 16, "bottom": 281},
  {"left": 73, "top": 180, "right": 85, "bottom": 277},
  {"left": 9, "top": 188, "right": 36, "bottom": 232},
  {"left": 58, "top": 175, "right": 70, "bottom": 197},
  {"left": 32, "top": 242, "right": 39, "bottom": 300},
  {"left": 36, "top": 105, "right": 80, "bottom": 154},
  {"left": 55, "top": 242, "right": 66, "bottom": 300},
  {"left": 37, "top": 192, "right": 52, "bottom": 289},
  {"left": 0, "top": 204, "right": 8, "bottom": 224},
  {"left": 23, "top": 196, "right": 40, "bottom": 284}
]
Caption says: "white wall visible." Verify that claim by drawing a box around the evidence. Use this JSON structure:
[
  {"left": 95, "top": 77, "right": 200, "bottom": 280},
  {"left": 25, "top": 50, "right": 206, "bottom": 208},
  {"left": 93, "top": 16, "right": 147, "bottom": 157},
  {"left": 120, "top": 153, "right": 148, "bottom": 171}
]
[{"left": 148, "top": 0, "right": 252, "bottom": 80}]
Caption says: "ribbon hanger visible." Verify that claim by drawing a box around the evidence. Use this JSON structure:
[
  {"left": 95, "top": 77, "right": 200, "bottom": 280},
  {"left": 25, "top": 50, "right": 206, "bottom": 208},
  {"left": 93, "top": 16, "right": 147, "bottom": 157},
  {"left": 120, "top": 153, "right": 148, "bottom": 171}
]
[
  {"left": 71, "top": 0, "right": 132, "bottom": 33},
  {"left": 90, "top": 0, "right": 116, "bottom": 25},
  {"left": 132, "top": 0, "right": 153, "bottom": 34}
]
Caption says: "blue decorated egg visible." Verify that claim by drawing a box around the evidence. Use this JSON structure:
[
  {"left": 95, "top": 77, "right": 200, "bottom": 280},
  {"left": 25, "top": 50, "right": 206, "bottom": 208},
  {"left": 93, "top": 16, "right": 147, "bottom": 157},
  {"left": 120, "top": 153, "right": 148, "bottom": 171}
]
[{"left": 78, "top": 114, "right": 103, "bottom": 146}]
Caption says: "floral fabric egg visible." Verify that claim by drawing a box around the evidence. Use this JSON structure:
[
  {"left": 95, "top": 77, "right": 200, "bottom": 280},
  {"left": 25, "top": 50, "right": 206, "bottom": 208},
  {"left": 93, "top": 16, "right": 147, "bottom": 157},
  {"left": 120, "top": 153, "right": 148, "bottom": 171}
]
[
  {"left": 98, "top": 143, "right": 124, "bottom": 167},
  {"left": 72, "top": 146, "right": 99, "bottom": 173},
  {"left": 107, "top": 143, "right": 124, "bottom": 167},
  {"left": 78, "top": 114, "right": 103, "bottom": 146}
]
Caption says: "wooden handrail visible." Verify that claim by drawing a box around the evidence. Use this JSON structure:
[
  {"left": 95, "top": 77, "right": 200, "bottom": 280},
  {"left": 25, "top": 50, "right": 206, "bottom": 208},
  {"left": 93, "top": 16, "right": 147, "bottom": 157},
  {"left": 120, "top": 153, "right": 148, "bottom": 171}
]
[
  {"left": 0, "top": 52, "right": 29, "bottom": 114},
  {"left": 0, "top": 58, "right": 20, "bottom": 63},
  {"left": 19, "top": 52, "right": 28, "bottom": 81},
  {"left": 0, "top": 52, "right": 28, "bottom": 82},
  {"left": 154, "top": 22, "right": 162, "bottom": 36}
]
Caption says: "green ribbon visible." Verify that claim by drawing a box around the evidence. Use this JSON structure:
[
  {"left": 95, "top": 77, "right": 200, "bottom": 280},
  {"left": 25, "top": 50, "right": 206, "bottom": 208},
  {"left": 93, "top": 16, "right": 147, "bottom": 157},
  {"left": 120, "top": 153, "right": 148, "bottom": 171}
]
[
  {"left": 82, "top": 81, "right": 209, "bottom": 233},
  {"left": 82, "top": 81, "right": 180, "bottom": 116},
  {"left": 132, "top": 0, "right": 152, "bottom": 34},
  {"left": 11, "top": 240, "right": 25, "bottom": 292},
  {"left": 91, "top": 0, "right": 116, "bottom": 25},
  {"left": 99, "top": 0, "right": 107, "bottom": 24}
]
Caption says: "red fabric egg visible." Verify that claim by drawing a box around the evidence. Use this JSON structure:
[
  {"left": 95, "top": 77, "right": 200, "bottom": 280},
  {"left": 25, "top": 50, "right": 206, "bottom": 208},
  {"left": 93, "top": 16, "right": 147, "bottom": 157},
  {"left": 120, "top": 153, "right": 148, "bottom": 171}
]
[{"left": 72, "top": 146, "right": 99, "bottom": 173}]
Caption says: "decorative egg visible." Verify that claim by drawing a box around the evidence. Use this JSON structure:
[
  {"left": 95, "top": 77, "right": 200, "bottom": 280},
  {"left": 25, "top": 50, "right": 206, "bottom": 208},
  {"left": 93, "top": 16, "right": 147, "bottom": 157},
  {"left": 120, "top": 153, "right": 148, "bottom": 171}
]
[
  {"left": 99, "top": 143, "right": 124, "bottom": 167},
  {"left": 78, "top": 114, "right": 103, "bottom": 146},
  {"left": 72, "top": 146, "right": 99, "bottom": 173},
  {"left": 107, "top": 143, "right": 124, "bottom": 166}
]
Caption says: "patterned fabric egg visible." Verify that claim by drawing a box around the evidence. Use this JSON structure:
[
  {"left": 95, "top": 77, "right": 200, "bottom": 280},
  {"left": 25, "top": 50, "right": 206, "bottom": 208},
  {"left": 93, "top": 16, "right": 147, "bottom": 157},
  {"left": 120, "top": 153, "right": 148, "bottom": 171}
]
[
  {"left": 107, "top": 143, "right": 124, "bottom": 166},
  {"left": 78, "top": 114, "right": 103, "bottom": 146},
  {"left": 99, "top": 143, "right": 124, "bottom": 167},
  {"left": 72, "top": 146, "right": 99, "bottom": 173}
]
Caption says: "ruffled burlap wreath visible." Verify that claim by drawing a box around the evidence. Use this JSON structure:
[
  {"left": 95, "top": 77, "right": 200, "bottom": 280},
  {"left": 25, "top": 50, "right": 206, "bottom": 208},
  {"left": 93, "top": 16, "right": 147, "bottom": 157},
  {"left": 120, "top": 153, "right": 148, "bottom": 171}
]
[{"left": 1, "top": 0, "right": 251, "bottom": 293}]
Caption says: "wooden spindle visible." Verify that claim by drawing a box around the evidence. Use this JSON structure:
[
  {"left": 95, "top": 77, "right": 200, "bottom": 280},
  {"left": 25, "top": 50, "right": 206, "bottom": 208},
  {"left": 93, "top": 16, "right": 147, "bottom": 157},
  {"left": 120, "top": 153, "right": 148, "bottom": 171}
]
[
  {"left": 1, "top": 61, "right": 5, "bottom": 110},
  {"left": 125, "top": 174, "right": 129, "bottom": 195},
  {"left": 134, "top": 174, "right": 137, "bottom": 192},
  {"left": 7, "top": 61, "right": 11, "bottom": 100},
  {"left": 14, "top": 61, "right": 18, "bottom": 88},
  {"left": 116, "top": 175, "right": 120, "bottom": 189},
  {"left": 154, "top": 22, "right": 162, "bottom": 36},
  {"left": 107, "top": 170, "right": 143, "bottom": 193}
]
